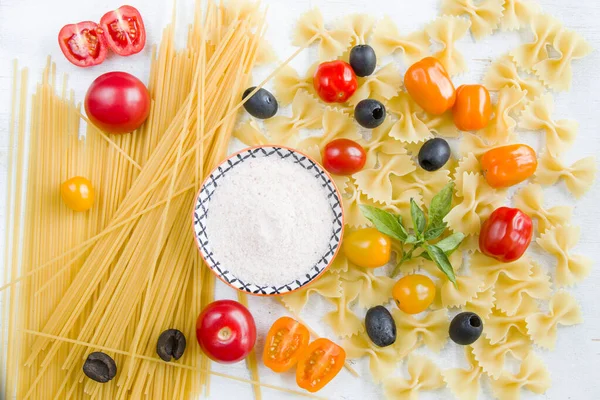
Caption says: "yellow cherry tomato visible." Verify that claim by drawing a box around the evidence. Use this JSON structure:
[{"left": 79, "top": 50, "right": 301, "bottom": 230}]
[
  {"left": 343, "top": 228, "right": 391, "bottom": 268},
  {"left": 60, "top": 176, "right": 95, "bottom": 212},
  {"left": 392, "top": 274, "right": 435, "bottom": 314}
]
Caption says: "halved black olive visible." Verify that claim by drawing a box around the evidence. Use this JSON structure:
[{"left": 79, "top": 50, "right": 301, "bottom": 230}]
[
  {"left": 83, "top": 352, "right": 117, "bottom": 383},
  {"left": 156, "top": 329, "right": 187, "bottom": 362}
]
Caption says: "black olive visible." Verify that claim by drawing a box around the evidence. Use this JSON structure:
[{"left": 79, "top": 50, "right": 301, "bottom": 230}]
[
  {"left": 242, "top": 87, "right": 278, "bottom": 119},
  {"left": 418, "top": 138, "right": 451, "bottom": 171},
  {"left": 365, "top": 305, "right": 396, "bottom": 347},
  {"left": 355, "top": 99, "right": 386, "bottom": 129},
  {"left": 83, "top": 352, "right": 117, "bottom": 383},
  {"left": 449, "top": 312, "right": 483, "bottom": 345},
  {"left": 349, "top": 45, "right": 377, "bottom": 77},
  {"left": 156, "top": 329, "right": 187, "bottom": 362}
]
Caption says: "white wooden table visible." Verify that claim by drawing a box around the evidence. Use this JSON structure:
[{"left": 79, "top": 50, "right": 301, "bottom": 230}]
[{"left": 1, "top": 0, "right": 599, "bottom": 399}]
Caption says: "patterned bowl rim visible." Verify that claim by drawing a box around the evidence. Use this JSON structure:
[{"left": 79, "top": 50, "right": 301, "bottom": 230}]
[{"left": 192, "top": 144, "right": 345, "bottom": 297}]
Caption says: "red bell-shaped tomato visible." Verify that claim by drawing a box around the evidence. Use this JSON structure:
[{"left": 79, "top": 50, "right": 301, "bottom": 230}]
[{"left": 479, "top": 207, "right": 533, "bottom": 263}]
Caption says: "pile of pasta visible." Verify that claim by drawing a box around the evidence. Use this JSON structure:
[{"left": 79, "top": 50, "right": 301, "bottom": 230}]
[{"left": 232, "top": 3, "right": 596, "bottom": 400}]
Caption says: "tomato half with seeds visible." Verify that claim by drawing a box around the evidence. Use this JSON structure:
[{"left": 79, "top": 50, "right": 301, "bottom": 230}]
[
  {"left": 100, "top": 5, "right": 146, "bottom": 56},
  {"left": 263, "top": 317, "right": 310, "bottom": 373},
  {"left": 296, "top": 338, "right": 345, "bottom": 393},
  {"left": 58, "top": 22, "right": 108, "bottom": 67}
]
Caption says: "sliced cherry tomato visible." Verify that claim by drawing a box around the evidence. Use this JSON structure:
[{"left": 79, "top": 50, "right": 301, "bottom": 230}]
[
  {"left": 479, "top": 207, "right": 533, "bottom": 262},
  {"left": 404, "top": 57, "right": 456, "bottom": 115},
  {"left": 343, "top": 228, "right": 391, "bottom": 269},
  {"left": 322, "top": 139, "right": 367, "bottom": 176},
  {"left": 263, "top": 317, "right": 310, "bottom": 373},
  {"left": 196, "top": 300, "right": 256, "bottom": 364},
  {"left": 296, "top": 338, "right": 345, "bottom": 393},
  {"left": 313, "top": 61, "right": 358, "bottom": 103},
  {"left": 84, "top": 71, "right": 151, "bottom": 134},
  {"left": 392, "top": 274, "right": 435, "bottom": 314},
  {"left": 481, "top": 144, "right": 537, "bottom": 188},
  {"left": 60, "top": 176, "right": 95, "bottom": 212},
  {"left": 452, "top": 84, "right": 492, "bottom": 131},
  {"left": 100, "top": 5, "right": 146, "bottom": 56},
  {"left": 58, "top": 22, "right": 108, "bottom": 67}
]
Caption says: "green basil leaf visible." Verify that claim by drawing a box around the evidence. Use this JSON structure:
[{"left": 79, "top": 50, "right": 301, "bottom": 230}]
[
  {"left": 360, "top": 205, "right": 407, "bottom": 241},
  {"left": 424, "top": 244, "right": 457, "bottom": 285},
  {"left": 428, "top": 182, "right": 454, "bottom": 226},
  {"left": 397, "top": 216, "right": 409, "bottom": 237},
  {"left": 423, "top": 225, "right": 446, "bottom": 241},
  {"left": 410, "top": 199, "right": 426, "bottom": 237},
  {"left": 435, "top": 232, "right": 465, "bottom": 255},
  {"left": 405, "top": 234, "right": 419, "bottom": 244}
]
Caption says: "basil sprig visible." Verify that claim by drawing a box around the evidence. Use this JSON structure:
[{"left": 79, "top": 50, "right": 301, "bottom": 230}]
[{"left": 360, "top": 182, "right": 464, "bottom": 285}]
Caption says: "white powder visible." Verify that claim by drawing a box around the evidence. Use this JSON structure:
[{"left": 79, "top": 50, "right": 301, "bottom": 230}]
[{"left": 205, "top": 157, "right": 334, "bottom": 287}]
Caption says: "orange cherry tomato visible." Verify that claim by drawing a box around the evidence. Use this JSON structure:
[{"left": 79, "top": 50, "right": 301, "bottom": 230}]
[
  {"left": 452, "top": 84, "right": 492, "bottom": 131},
  {"left": 60, "top": 176, "right": 95, "bottom": 212},
  {"left": 296, "top": 338, "right": 345, "bottom": 393},
  {"left": 392, "top": 274, "right": 436, "bottom": 314},
  {"left": 480, "top": 144, "right": 537, "bottom": 188},
  {"left": 404, "top": 57, "right": 456, "bottom": 115},
  {"left": 343, "top": 228, "right": 391, "bottom": 268},
  {"left": 263, "top": 317, "right": 310, "bottom": 373}
]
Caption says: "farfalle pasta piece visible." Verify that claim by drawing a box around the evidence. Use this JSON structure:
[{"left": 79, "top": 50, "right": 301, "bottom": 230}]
[
  {"left": 465, "top": 286, "right": 496, "bottom": 320},
  {"left": 453, "top": 154, "right": 481, "bottom": 196},
  {"left": 348, "top": 63, "right": 403, "bottom": 106},
  {"left": 384, "top": 188, "right": 423, "bottom": 225},
  {"left": 383, "top": 355, "right": 444, "bottom": 400},
  {"left": 426, "top": 16, "right": 471, "bottom": 75},
  {"left": 353, "top": 152, "right": 416, "bottom": 204},
  {"left": 526, "top": 290, "right": 583, "bottom": 349},
  {"left": 514, "top": 184, "right": 573, "bottom": 234},
  {"left": 537, "top": 225, "right": 592, "bottom": 286},
  {"left": 443, "top": 348, "right": 484, "bottom": 400},
  {"left": 534, "top": 29, "right": 593, "bottom": 91},
  {"left": 535, "top": 152, "right": 596, "bottom": 198},
  {"left": 490, "top": 352, "right": 551, "bottom": 400},
  {"left": 387, "top": 92, "right": 433, "bottom": 143},
  {"left": 500, "top": 0, "right": 540, "bottom": 31},
  {"left": 393, "top": 167, "right": 451, "bottom": 205},
  {"left": 520, "top": 94, "right": 578, "bottom": 156},
  {"left": 483, "top": 55, "right": 545, "bottom": 100},
  {"left": 493, "top": 261, "right": 552, "bottom": 316},
  {"left": 392, "top": 309, "right": 449, "bottom": 355},
  {"left": 459, "top": 132, "right": 493, "bottom": 157},
  {"left": 422, "top": 111, "right": 460, "bottom": 138},
  {"left": 342, "top": 181, "right": 382, "bottom": 228},
  {"left": 233, "top": 120, "right": 270, "bottom": 146},
  {"left": 440, "top": 0, "right": 503, "bottom": 40},
  {"left": 484, "top": 300, "right": 537, "bottom": 345},
  {"left": 445, "top": 173, "right": 506, "bottom": 236},
  {"left": 273, "top": 64, "right": 317, "bottom": 106},
  {"left": 304, "top": 145, "right": 350, "bottom": 192},
  {"left": 340, "top": 14, "right": 376, "bottom": 46},
  {"left": 329, "top": 251, "right": 351, "bottom": 274},
  {"left": 370, "top": 16, "right": 431, "bottom": 64},
  {"left": 255, "top": 37, "right": 277, "bottom": 66},
  {"left": 323, "top": 280, "right": 364, "bottom": 338},
  {"left": 511, "top": 14, "right": 562, "bottom": 71},
  {"left": 440, "top": 274, "right": 485, "bottom": 308},
  {"left": 292, "top": 8, "right": 352, "bottom": 61},
  {"left": 363, "top": 118, "right": 408, "bottom": 168},
  {"left": 297, "top": 107, "right": 361, "bottom": 151},
  {"left": 265, "top": 90, "right": 322, "bottom": 142},
  {"left": 343, "top": 331, "right": 400, "bottom": 382},
  {"left": 481, "top": 86, "right": 526, "bottom": 144},
  {"left": 470, "top": 251, "right": 533, "bottom": 289},
  {"left": 342, "top": 265, "right": 396, "bottom": 309},
  {"left": 471, "top": 330, "right": 531, "bottom": 378},
  {"left": 280, "top": 271, "right": 341, "bottom": 314}
]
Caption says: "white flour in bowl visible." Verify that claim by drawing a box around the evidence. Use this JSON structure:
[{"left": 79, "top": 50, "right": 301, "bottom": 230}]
[{"left": 205, "top": 156, "right": 334, "bottom": 287}]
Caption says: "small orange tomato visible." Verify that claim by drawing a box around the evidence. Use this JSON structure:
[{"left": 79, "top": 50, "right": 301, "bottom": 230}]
[
  {"left": 263, "top": 317, "right": 310, "bottom": 373},
  {"left": 404, "top": 57, "right": 456, "bottom": 115},
  {"left": 296, "top": 338, "right": 345, "bottom": 393},
  {"left": 452, "top": 84, "right": 492, "bottom": 131},
  {"left": 343, "top": 228, "right": 391, "bottom": 268},
  {"left": 480, "top": 144, "right": 537, "bottom": 188},
  {"left": 392, "top": 274, "right": 436, "bottom": 314},
  {"left": 60, "top": 176, "right": 95, "bottom": 212}
]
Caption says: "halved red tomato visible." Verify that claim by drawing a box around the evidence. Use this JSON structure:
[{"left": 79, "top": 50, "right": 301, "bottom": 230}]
[
  {"left": 100, "top": 5, "right": 146, "bottom": 56},
  {"left": 58, "top": 22, "right": 108, "bottom": 67},
  {"left": 263, "top": 317, "right": 310, "bottom": 373},
  {"left": 296, "top": 338, "right": 345, "bottom": 393}
]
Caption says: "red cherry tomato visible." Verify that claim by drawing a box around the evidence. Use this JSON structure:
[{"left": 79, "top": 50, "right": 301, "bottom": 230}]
[
  {"left": 322, "top": 139, "right": 367, "bottom": 175},
  {"left": 313, "top": 61, "right": 358, "bottom": 103},
  {"left": 58, "top": 22, "right": 109, "bottom": 67},
  {"left": 196, "top": 300, "right": 257, "bottom": 364},
  {"left": 84, "top": 72, "right": 151, "bottom": 134},
  {"left": 99, "top": 5, "right": 146, "bottom": 56},
  {"left": 479, "top": 207, "right": 533, "bottom": 262}
]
